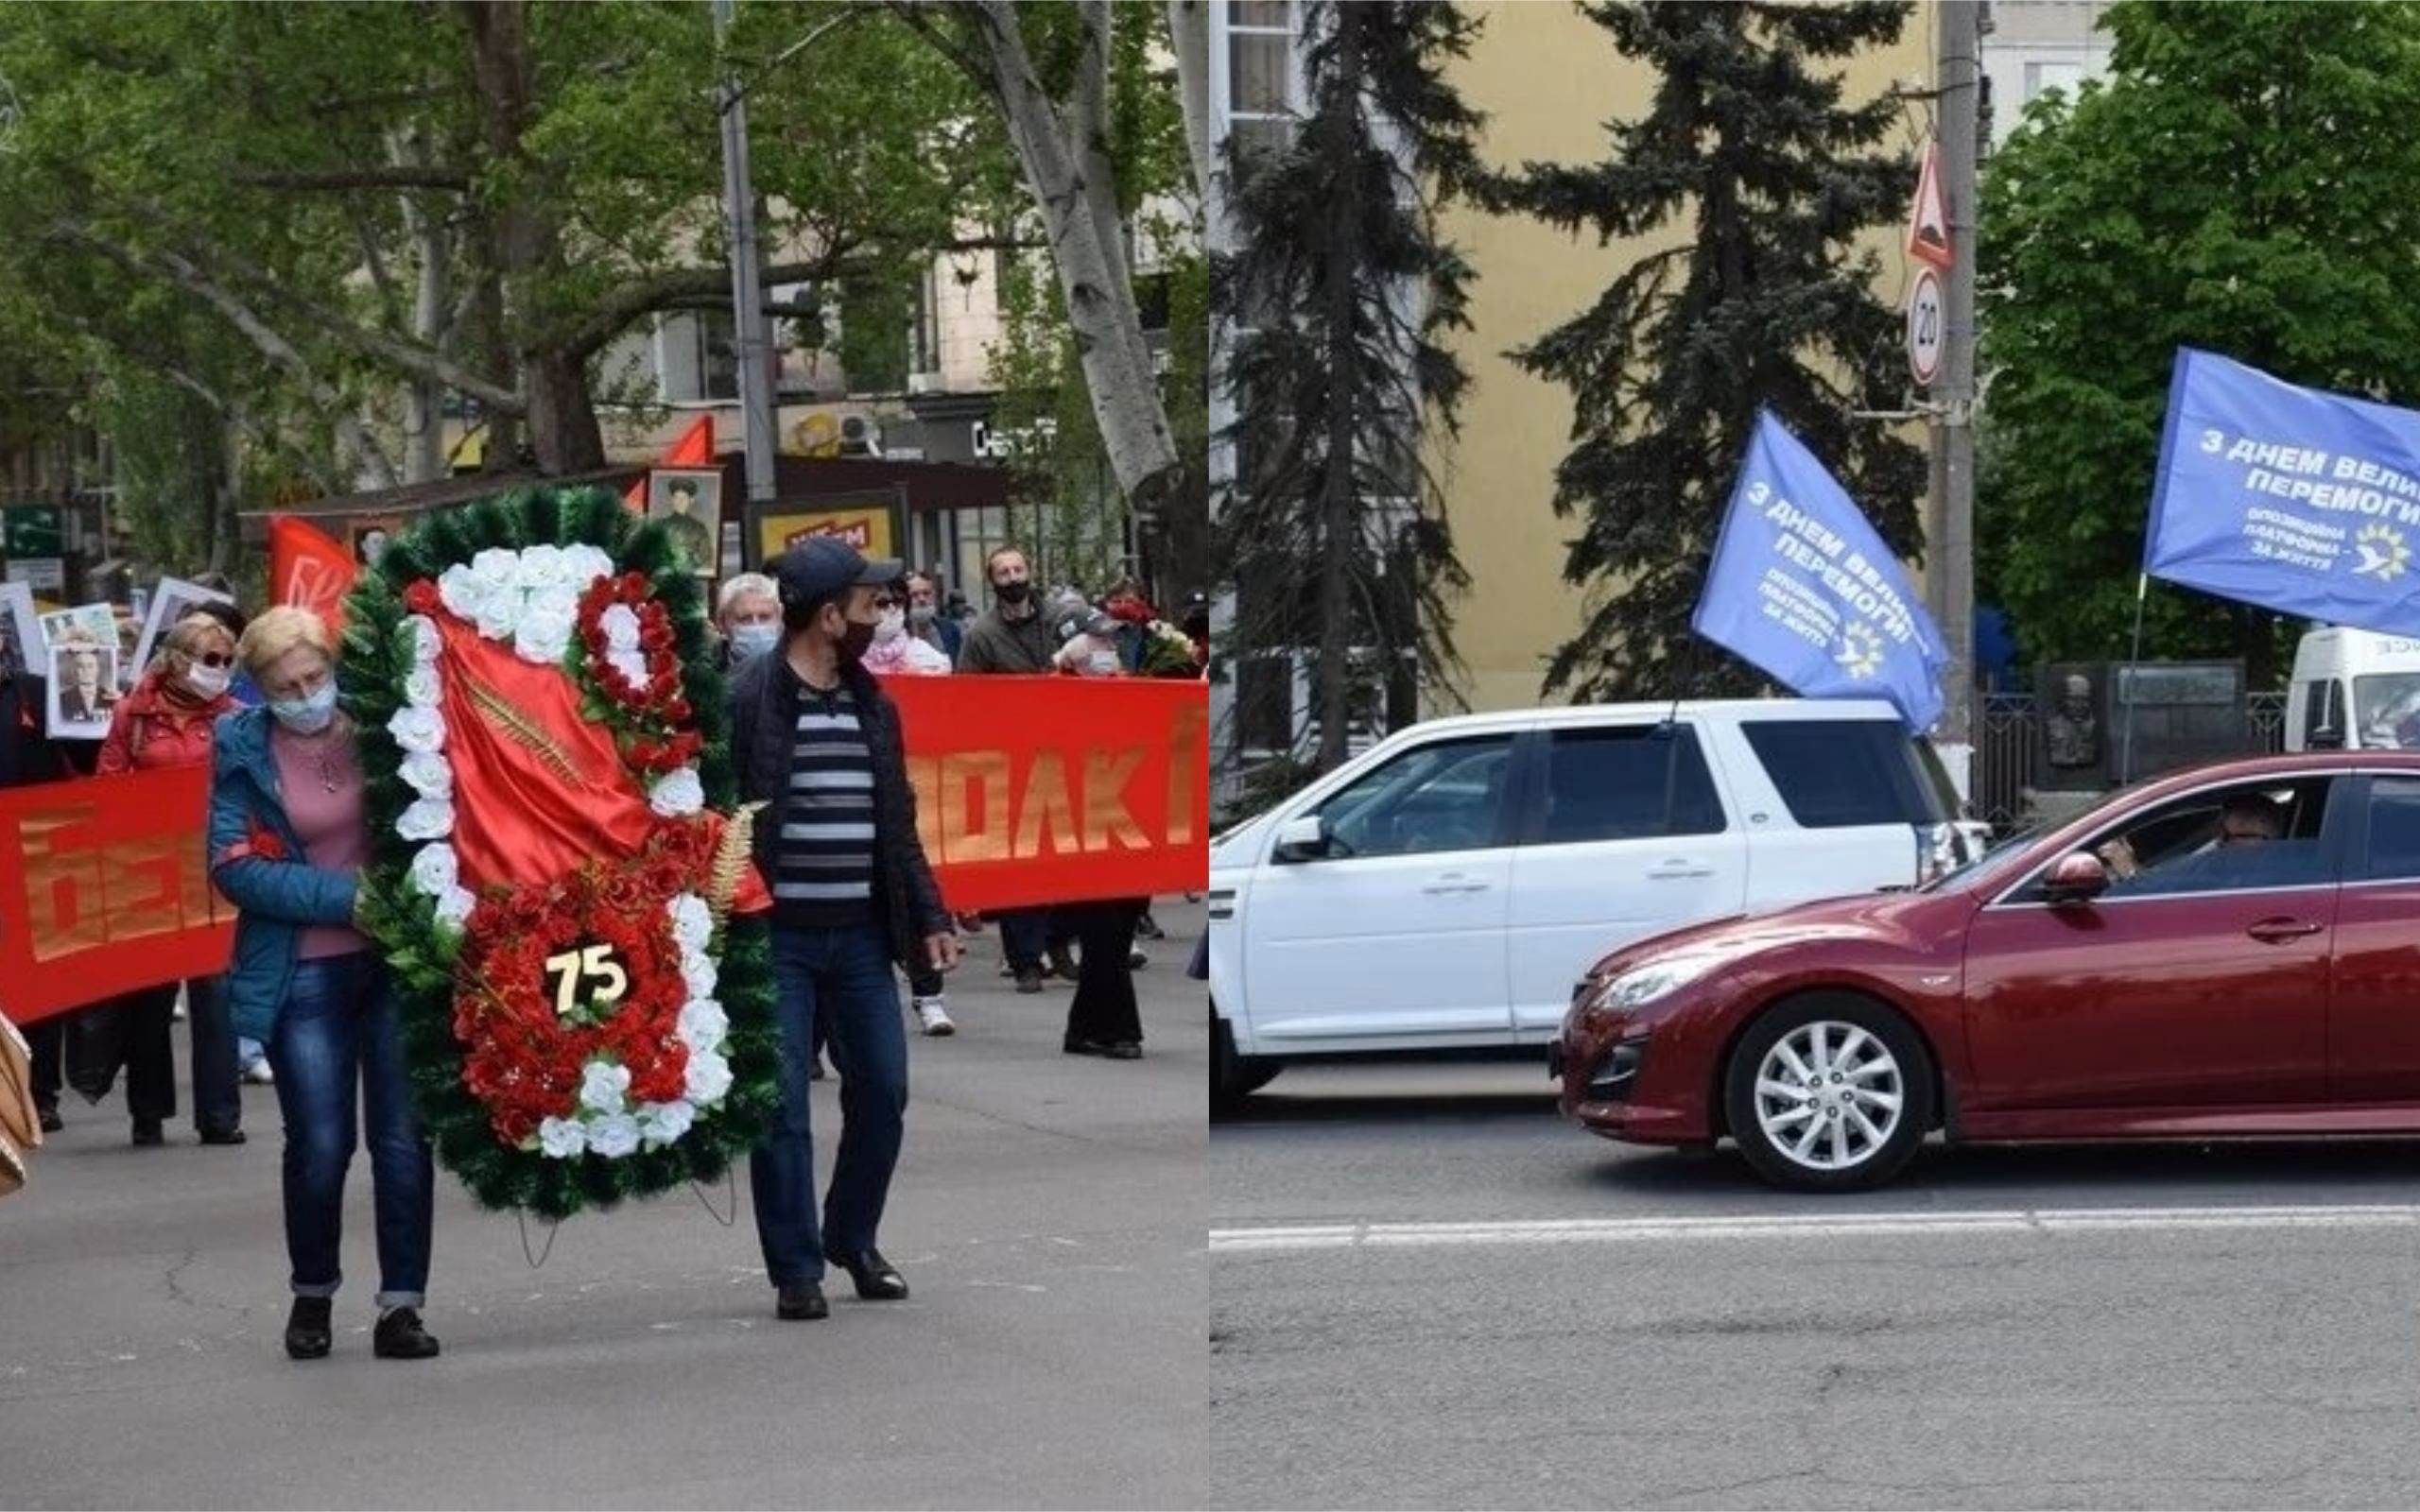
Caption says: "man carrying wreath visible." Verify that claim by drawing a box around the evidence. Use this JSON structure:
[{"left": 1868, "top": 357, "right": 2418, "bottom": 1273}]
[{"left": 730, "top": 536, "right": 960, "bottom": 1321}]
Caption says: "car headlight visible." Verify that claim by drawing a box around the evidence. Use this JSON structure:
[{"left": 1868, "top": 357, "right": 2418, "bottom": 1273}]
[{"left": 1589, "top": 954, "right": 1729, "bottom": 1012}]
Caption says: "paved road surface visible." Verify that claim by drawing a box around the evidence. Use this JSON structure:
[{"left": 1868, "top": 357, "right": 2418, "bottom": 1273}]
[
  {"left": 4, "top": 908, "right": 1207, "bottom": 1511},
  {"left": 1212, "top": 1060, "right": 2420, "bottom": 1509}
]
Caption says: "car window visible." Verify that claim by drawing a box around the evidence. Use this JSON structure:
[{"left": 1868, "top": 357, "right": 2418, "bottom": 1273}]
[
  {"left": 1740, "top": 720, "right": 1950, "bottom": 829},
  {"left": 2362, "top": 777, "right": 2420, "bottom": 881},
  {"left": 2066, "top": 777, "right": 2336, "bottom": 900},
  {"left": 1534, "top": 726, "right": 1725, "bottom": 845},
  {"left": 2354, "top": 674, "right": 2420, "bottom": 747},
  {"left": 1312, "top": 735, "right": 1514, "bottom": 859},
  {"left": 2304, "top": 678, "right": 2345, "bottom": 746}
]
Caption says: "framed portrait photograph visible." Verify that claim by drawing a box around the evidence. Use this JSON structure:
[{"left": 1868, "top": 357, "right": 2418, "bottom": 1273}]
[
  {"left": 350, "top": 516, "right": 404, "bottom": 574},
  {"left": 744, "top": 489, "right": 908, "bottom": 573},
  {"left": 647, "top": 469, "right": 723, "bottom": 576},
  {"left": 39, "top": 603, "right": 118, "bottom": 657},
  {"left": 0, "top": 580, "right": 38, "bottom": 680},
  {"left": 131, "top": 576, "right": 237, "bottom": 685},
  {"left": 46, "top": 634, "right": 119, "bottom": 741}
]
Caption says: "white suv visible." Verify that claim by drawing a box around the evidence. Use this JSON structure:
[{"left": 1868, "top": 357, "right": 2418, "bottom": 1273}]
[{"left": 1204, "top": 699, "right": 1984, "bottom": 1108}]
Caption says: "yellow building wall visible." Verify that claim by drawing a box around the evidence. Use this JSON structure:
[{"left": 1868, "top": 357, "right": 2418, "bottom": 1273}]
[{"left": 1428, "top": 0, "right": 1939, "bottom": 713}]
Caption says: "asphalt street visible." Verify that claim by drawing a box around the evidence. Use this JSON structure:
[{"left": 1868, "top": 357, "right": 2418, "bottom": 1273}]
[
  {"left": 1211, "top": 1059, "right": 2420, "bottom": 1510},
  {"left": 2, "top": 905, "right": 1207, "bottom": 1511}
]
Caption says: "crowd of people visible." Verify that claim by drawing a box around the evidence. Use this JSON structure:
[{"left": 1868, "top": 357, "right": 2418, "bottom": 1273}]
[{"left": 3, "top": 531, "right": 1208, "bottom": 1357}]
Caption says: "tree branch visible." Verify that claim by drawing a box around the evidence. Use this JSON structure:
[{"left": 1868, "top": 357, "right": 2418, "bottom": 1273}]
[
  {"left": 230, "top": 164, "right": 474, "bottom": 193},
  {"left": 560, "top": 251, "right": 862, "bottom": 360},
  {"left": 886, "top": 2, "right": 997, "bottom": 99}
]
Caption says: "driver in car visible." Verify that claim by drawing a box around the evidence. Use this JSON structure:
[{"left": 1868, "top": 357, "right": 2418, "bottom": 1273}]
[{"left": 2097, "top": 794, "right": 2287, "bottom": 892}]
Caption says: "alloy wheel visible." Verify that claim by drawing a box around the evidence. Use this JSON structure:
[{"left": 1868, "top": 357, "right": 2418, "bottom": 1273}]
[{"left": 1751, "top": 1021, "right": 1905, "bottom": 1173}]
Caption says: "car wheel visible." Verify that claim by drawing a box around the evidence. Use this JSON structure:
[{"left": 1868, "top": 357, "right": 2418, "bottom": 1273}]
[
  {"left": 1211, "top": 1009, "right": 1279, "bottom": 1114},
  {"left": 1723, "top": 994, "right": 1933, "bottom": 1193}
]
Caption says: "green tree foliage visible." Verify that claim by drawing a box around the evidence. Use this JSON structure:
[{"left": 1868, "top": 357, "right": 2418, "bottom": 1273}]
[
  {"left": 1979, "top": 0, "right": 2420, "bottom": 685},
  {"left": 1216, "top": 0, "right": 1484, "bottom": 771},
  {"left": 1484, "top": 1, "right": 1924, "bottom": 701}
]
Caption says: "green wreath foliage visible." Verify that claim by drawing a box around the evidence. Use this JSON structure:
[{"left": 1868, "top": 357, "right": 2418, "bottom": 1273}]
[{"left": 340, "top": 485, "right": 779, "bottom": 1220}]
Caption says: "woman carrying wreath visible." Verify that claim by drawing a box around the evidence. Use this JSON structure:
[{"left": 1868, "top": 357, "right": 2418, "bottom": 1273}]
[{"left": 208, "top": 607, "right": 440, "bottom": 1363}]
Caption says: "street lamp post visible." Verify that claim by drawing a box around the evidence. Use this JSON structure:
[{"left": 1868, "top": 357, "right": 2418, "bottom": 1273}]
[{"left": 713, "top": 0, "right": 779, "bottom": 521}]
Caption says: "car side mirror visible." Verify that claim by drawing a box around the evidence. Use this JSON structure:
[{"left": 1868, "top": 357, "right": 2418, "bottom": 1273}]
[
  {"left": 1272, "top": 814, "right": 1331, "bottom": 864},
  {"left": 2043, "top": 850, "right": 2110, "bottom": 905}
]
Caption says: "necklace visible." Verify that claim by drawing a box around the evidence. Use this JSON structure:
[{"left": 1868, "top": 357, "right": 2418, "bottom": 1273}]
[{"left": 316, "top": 747, "right": 348, "bottom": 794}]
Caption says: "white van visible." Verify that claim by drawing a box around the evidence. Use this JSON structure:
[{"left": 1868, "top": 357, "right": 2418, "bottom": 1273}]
[
  {"left": 2284, "top": 627, "right": 2420, "bottom": 751},
  {"left": 1204, "top": 699, "right": 1987, "bottom": 1107}
]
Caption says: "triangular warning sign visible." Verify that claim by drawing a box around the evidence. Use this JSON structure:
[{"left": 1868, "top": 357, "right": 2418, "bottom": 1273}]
[{"left": 1907, "top": 139, "right": 1952, "bottom": 270}]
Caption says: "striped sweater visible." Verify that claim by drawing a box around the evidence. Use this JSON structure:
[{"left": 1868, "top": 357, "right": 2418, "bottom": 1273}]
[{"left": 771, "top": 678, "right": 877, "bottom": 927}]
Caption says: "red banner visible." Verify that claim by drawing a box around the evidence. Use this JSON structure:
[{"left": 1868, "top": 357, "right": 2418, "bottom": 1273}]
[
  {"left": 269, "top": 516, "right": 359, "bottom": 634},
  {"left": 0, "top": 677, "right": 1208, "bottom": 1024}
]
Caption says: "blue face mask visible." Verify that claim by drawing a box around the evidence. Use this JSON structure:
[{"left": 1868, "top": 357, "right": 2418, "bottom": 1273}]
[
  {"left": 731, "top": 623, "right": 782, "bottom": 662},
  {"left": 270, "top": 683, "right": 339, "bottom": 734}
]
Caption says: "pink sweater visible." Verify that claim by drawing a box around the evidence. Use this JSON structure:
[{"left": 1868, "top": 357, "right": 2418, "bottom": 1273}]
[{"left": 272, "top": 725, "right": 371, "bottom": 961}]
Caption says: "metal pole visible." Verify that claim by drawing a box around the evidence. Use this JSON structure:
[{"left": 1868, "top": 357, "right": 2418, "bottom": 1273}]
[
  {"left": 715, "top": 0, "right": 778, "bottom": 518},
  {"left": 2119, "top": 572, "right": 2148, "bottom": 784},
  {"left": 1934, "top": 0, "right": 1982, "bottom": 747}
]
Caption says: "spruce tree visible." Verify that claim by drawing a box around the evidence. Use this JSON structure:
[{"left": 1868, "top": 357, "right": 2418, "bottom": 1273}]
[
  {"left": 1216, "top": 0, "right": 1484, "bottom": 774},
  {"left": 1486, "top": 1, "right": 1927, "bottom": 701}
]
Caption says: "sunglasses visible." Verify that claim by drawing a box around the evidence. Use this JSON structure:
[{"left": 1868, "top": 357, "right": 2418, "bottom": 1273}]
[
  {"left": 872, "top": 595, "right": 900, "bottom": 610},
  {"left": 183, "top": 649, "right": 233, "bottom": 669}
]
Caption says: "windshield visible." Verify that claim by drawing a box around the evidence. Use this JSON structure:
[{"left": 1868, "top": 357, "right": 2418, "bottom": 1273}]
[
  {"left": 1923, "top": 821, "right": 2044, "bottom": 891},
  {"left": 2355, "top": 673, "right": 2420, "bottom": 747}
]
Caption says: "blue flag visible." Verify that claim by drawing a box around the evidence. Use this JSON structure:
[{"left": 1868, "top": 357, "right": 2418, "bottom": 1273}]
[
  {"left": 1692, "top": 412, "right": 1948, "bottom": 731},
  {"left": 2148, "top": 349, "right": 2420, "bottom": 632}
]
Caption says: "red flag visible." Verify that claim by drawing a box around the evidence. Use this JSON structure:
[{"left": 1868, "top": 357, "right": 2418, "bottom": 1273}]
[
  {"left": 622, "top": 475, "right": 647, "bottom": 514},
  {"left": 663, "top": 414, "right": 715, "bottom": 466},
  {"left": 268, "top": 515, "right": 358, "bottom": 634}
]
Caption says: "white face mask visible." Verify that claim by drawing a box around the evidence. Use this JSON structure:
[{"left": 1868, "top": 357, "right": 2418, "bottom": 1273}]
[
  {"left": 874, "top": 608, "right": 906, "bottom": 643},
  {"left": 184, "top": 662, "right": 232, "bottom": 699}
]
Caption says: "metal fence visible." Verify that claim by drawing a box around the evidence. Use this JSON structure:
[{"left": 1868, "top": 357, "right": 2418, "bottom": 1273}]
[{"left": 1971, "top": 691, "right": 2290, "bottom": 832}]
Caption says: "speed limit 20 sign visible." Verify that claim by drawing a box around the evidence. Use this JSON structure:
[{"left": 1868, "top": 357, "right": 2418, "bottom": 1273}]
[{"left": 1906, "top": 266, "right": 1945, "bottom": 387}]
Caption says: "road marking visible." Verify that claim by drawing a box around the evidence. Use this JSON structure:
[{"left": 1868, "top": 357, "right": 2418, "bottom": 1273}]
[{"left": 1208, "top": 1204, "right": 2420, "bottom": 1253}]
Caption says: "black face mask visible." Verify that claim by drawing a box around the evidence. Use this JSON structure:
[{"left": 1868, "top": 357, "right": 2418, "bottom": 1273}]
[
  {"left": 838, "top": 618, "right": 877, "bottom": 663},
  {"left": 994, "top": 579, "right": 1031, "bottom": 606}
]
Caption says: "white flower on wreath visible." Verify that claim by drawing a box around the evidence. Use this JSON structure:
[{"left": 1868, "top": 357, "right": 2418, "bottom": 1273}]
[
  {"left": 515, "top": 596, "right": 579, "bottom": 665},
  {"left": 432, "top": 885, "right": 477, "bottom": 931},
  {"left": 683, "top": 1048, "right": 735, "bottom": 1106},
  {"left": 388, "top": 704, "right": 446, "bottom": 755},
  {"left": 649, "top": 766, "right": 703, "bottom": 818},
  {"left": 538, "top": 1116, "right": 587, "bottom": 1159},
  {"left": 677, "top": 998, "right": 728, "bottom": 1055},
  {"left": 579, "top": 1059, "right": 632, "bottom": 1113},
  {"left": 639, "top": 1100, "right": 696, "bottom": 1146},
  {"left": 406, "top": 615, "right": 442, "bottom": 668},
  {"left": 588, "top": 1113, "right": 643, "bottom": 1160},
  {"left": 403, "top": 664, "right": 444, "bottom": 710},
  {"left": 667, "top": 894, "right": 713, "bottom": 954},
  {"left": 562, "top": 544, "right": 615, "bottom": 593},
  {"left": 600, "top": 603, "right": 643, "bottom": 654},
  {"left": 396, "top": 798, "right": 455, "bottom": 841},
  {"left": 407, "top": 842, "right": 458, "bottom": 899},
  {"left": 681, "top": 954, "right": 717, "bottom": 1003},
  {"left": 515, "top": 543, "right": 570, "bottom": 593},
  {"left": 436, "top": 563, "right": 489, "bottom": 627},
  {"left": 400, "top": 750, "right": 452, "bottom": 800},
  {"left": 607, "top": 648, "right": 651, "bottom": 690}
]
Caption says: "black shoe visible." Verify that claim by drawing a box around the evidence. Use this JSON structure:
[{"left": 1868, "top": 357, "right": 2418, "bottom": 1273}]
[
  {"left": 37, "top": 1106, "right": 60, "bottom": 1135},
  {"left": 823, "top": 1246, "right": 909, "bottom": 1301},
  {"left": 198, "top": 1126, "right": 247, "bottom": 1146},
  {"left": 1047, "top": 943, "right": 1081, "bottom": 981},
  {"left": 372, "top": 1307, "right": 441, "bottom": 1360},
  {"left": 1105, "top": 1040, "right": 1143, "bottom": 1060},
  {"left": 285, "top": 1297, "right": 333, "bottom": 1361},
  {"left": 776, "top": 1281, "right": 829, "bottom": 1320},
  {"left": 1135, "top": 914, "right": 1166, "bottom": 940},
  {"left": 131, "top": 1120, "right": 164, "bottom": 1147},
  {"left": 1063, "top": 1037, "right": 1115, "bottom": 1057},
  {"left": 1015, "top": 968, "right": 1044, "bottom": 995}
]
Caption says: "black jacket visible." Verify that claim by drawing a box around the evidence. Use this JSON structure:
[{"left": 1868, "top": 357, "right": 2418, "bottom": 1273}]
[
  {"left": 729, "top": 651, "right": 949, "bottom": 966},
  {"left": 0, "top": 674, "right": 67, "bottom": 788}
]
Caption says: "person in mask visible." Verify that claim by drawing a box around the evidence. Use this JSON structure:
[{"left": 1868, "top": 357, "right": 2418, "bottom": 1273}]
[
  {"left": 714, "top": 572, "right": 783, "bottom": 671},
  {"left": 209, "top": 607, "right": 439, "bottom": 1363},
  {"left": 856, "top": 579, "right": 956, "bottom": 1035},
  {"left": 956, "top": 546, "right": 1061, "bottom": 991},
  {"left": 730, "top": 537, "right": 958, "bottom": 1323},
  {"left": 904, "top": 571, "right": 962, "bottom": 664},
  {"left": 96, "top": 612, "right": 246, "bottom": 1148},
  {"left": 1050, "top": 610, "right": 1151, "bottom": 1060}
]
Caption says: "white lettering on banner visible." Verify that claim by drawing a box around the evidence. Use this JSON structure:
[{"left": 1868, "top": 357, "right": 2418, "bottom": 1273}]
[
  {"left": 1757, "top": 488, "right": 1921, "bottom": 649},
  {"left": 2243, "top": 469, "right": 2420, "bottom": 524},
  {"left": 2333, "top": 453, "right": 2420, "bottom": 501},
  {"left": 2224, "top": 439, "right": 2332, "bottom": 475}
]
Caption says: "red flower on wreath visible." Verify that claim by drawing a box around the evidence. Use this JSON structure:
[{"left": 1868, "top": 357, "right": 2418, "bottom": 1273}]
[
  {"left": 403, "top": 578, "right": 443, "bottom": 616},
  {"left": 576, "top": 572, "right": 697, "bottom": 778}
]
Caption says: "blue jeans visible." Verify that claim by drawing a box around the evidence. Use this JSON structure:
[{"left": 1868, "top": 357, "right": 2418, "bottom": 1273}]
[
  {"left": 265, "top": 954, "right": 434, "bottom": 1309},
  {"left": 998, "top": 909, "right": 1050, "bottom": 973},
  {"left": 186, "top": 975, "right": 243, "bottom": 1135},
  {"left": 750, "top": 924, "right": 908, "bottom": 1287}
]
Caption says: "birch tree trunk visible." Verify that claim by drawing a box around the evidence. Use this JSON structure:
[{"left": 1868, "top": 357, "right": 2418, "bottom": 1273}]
[{"left": 1167, "top": 0, "right": 1212, "bottom": 199}]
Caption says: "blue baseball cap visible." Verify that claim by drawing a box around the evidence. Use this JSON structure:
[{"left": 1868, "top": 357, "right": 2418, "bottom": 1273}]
[{"left": 773, "top": 536, "right": 903, "bottom": 615}]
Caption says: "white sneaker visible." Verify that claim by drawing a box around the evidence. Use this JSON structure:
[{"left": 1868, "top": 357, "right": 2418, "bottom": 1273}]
[
  {"left": 1128, "top": 948, "right": 1150, "bottom": 971},
  {"left": 914, "top": 998, "right": 956, "bottom": 1037},
  {"left": 243, "top": 1060, "right": 275, "bottom": 1086}
]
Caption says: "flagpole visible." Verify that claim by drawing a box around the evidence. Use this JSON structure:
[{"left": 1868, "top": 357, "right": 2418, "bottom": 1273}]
[{"left": 2118, "top": 571, "right": 2150, "bottom": 784}]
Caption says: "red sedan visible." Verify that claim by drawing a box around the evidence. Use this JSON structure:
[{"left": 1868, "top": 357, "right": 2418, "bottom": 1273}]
[{"left": 1552, "top": 751, "right": 2420, "bottom": 1191}]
